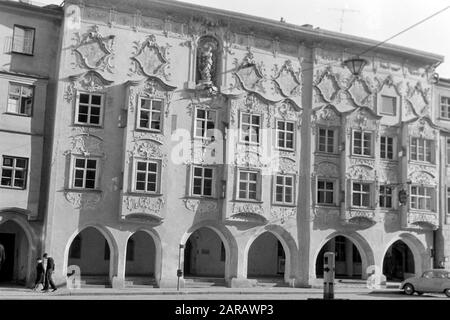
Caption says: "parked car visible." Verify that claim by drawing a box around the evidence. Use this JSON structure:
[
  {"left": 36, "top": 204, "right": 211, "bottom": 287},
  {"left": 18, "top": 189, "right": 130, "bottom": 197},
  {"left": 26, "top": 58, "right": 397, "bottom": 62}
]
[{"left": 400, "top": 269, "right": 450, "bottom": 297}]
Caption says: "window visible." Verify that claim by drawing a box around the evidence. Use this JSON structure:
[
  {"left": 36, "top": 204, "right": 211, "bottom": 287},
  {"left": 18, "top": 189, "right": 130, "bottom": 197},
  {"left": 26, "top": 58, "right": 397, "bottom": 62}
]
[
  {"left": 277, "top": 120, "right": 295, "bottom": 150},
  {"left": 318, "top": 128, "right": 335, "bottom": 153},
  {"left": 410, "top": 185, "right": 433, "bottom": 211},
  {"left": 1, "top": 156, "right": 28, "bottom": 189},
  {"left": 410, "top": 137, "right": 433, "bottom": 163},
  {"left": 12, "top": 25, "right": 34, "bottom": 55},
  {"left": 7, "top": 83, "right": 34, "bottom": 116},
  {"left": 380, "top": 136, "right": 394, "bottom": 160},
  {"left": 137, "top": 98, "right": 163, "bottom": 132},
  {"left": 317, "top": 179, "right": 334, "bottom": 205},
  {"left": 76, "top": 92, "right": 103, "bottom": 126},
  {"left": 353, "top": 131, "right": 372, "bottom": 156},
  {"left": 238, "top": 170, "right": 259, "bottom": 200},
  {"left": 126, "top": 239, "right": 135, "bottom": 261},
  {"left": 380, "top": 95, "right": 396, "bottom": 116},
  {"left": 134, "top": 160, "right": 159, "bottom": 193},
  {"left": 192, "top": 166, "right": 214, "bottom": 197},
  {"left": 240, "top": 113, "right": 260, "bottom": 144},
  {"left": 195, "top": 108, "right": 216, "bottom": 139},
  {"left": 73, "top": 158, "right": 98, "bottom": 189},
  {"left": 69, "top": 235, "right": 82, "bottom": 259},
  {"left": 273, "top": 174, "right": 295, "bottom": 205},
  {"left": 441, "top": 96, "right": 450, "bottom": 119},
  {"left": 379, "top": 185, "right": 392, "bottom": 208},
  {"left": 352, "top": 182, "right": 371, "bottom": 207}
]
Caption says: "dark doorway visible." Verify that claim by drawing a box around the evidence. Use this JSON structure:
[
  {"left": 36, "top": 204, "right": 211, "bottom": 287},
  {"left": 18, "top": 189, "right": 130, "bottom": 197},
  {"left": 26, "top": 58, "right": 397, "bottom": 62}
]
[
  {"left": 316, "top": 235, "right": 363, "bottom": 279},
  {"left": 183, "top": 238, "right": 192, "bottom": 276},
  {"left": 383, "top": 240, "right": 415, "bottom": 281},
  {"left": 0, "top": 233, "right": 15, "bottom": 282}
]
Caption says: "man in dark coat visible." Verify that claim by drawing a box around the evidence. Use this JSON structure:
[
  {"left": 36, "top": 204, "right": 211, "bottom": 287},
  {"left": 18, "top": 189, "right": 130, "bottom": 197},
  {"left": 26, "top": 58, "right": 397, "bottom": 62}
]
[
  {"left": 0, "top": 243, "right": 5, "bottom": 272},
  {"left": 42, "top": 253, "right": 57, "bottom": 292},
  {"left": 33, "top": 257, "right": 45, "bottom": 290}
]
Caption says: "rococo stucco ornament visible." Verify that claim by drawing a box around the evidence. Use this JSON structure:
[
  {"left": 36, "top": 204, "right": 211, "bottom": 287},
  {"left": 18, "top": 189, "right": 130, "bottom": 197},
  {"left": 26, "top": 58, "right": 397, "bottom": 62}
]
[
  {"left": 65, "top": 71, "right": 114, "bottom": 103},
  {"left": 72, "top": 25, "right": 115, "bottom": 73},
  {"left": 64, "top": 191, "right": 102, "bottom": 210},
  {"left": 123, "top": 196, "right": 165, "bottom": 216},
  {"left": 270, "top": 206, "right": 296, "bottom": 224},
  {"left": 130, "top": 34, "right": 172, "bottom": 82},
  {"left": 64, "top": 134, "right": 104, "bottom": 158},
  {"left": 183, "top": 199, "right": 218, "bottom": 216}
]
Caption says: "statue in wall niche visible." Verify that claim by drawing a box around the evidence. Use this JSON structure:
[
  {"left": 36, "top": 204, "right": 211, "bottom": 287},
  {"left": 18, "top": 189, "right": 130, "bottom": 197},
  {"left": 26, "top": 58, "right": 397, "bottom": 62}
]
[{"left": 197, "top": 36, "right": 219, "bottom": 87}]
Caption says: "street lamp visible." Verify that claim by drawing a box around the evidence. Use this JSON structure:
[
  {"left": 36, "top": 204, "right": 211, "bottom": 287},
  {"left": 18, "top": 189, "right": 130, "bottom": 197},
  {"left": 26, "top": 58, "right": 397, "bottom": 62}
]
[{"left": 343, "top": 57, "right": 368, "bottom": 76}]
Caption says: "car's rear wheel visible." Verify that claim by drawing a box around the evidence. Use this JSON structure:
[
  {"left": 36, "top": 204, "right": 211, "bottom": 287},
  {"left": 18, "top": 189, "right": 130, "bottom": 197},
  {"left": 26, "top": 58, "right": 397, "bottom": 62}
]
[
  {"left": 404, "top": 283, "right": 415, "bottom": 295},
  {"left": 444, "top": 289, "right": 450, "bottom": 298}
]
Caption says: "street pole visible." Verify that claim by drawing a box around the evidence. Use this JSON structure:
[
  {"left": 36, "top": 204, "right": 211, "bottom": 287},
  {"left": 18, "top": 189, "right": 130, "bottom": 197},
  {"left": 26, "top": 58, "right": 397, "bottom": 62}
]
[{"left": 177, "top": 244, "right": 184, "bottom": 291}]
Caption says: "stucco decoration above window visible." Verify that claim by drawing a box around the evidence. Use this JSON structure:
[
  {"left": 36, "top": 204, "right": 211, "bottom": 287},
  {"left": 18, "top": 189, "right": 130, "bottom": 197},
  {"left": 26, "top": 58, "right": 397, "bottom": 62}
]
[
  {"left": 129, "top": 34, "right": 173, "bottom": 85},
  {"left": 64, "top": 133, "right": 104, "bottom": 158},
  {"left": 231, "top": 48, "right": 302, "bottom": 108},
  {"left": 344, "top": 107, "right": 381, "bottom": 131},
  {"left": 65, "top": 70, "right": 114, "bottom": 103},
  {"left": 407, "top": 117, "right": 437, "bottom": 140},
  {"left": 72, "top": 25, "right": 115, "bottom": 73}
]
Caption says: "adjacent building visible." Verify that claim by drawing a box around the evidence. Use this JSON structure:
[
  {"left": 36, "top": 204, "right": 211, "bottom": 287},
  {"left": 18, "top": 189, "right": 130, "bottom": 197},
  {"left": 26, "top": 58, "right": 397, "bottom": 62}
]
[
  {"left": 0, "top": 0, "right": 62, "bottom": 285},
  {"left": 0, "top": 0, "right": 448, "bottom": 288}
]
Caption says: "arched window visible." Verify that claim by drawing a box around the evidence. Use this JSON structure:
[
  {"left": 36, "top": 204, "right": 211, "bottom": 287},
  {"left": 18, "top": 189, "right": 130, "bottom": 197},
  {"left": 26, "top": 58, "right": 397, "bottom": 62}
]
[{"left": 196, "top": 36, "right": 220, "bottom": 87}]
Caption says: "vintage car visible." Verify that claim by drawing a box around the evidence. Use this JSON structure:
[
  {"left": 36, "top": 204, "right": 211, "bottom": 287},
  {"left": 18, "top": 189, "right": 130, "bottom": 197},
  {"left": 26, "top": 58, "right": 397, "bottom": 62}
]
[{"left": 400, "top": 269, "right": 450, "bottom": 297}]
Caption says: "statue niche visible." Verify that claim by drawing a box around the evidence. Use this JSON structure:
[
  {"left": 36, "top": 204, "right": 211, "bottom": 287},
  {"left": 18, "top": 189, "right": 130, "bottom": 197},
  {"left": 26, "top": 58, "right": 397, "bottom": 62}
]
[{"left": 196, "top": 36, "right": 220, "bottom": 89}]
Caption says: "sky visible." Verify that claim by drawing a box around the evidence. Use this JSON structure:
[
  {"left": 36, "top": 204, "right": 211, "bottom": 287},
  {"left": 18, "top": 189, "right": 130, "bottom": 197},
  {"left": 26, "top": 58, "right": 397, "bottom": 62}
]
[{"left": 32, "top": 0, "right": 450, "bottom": 77}]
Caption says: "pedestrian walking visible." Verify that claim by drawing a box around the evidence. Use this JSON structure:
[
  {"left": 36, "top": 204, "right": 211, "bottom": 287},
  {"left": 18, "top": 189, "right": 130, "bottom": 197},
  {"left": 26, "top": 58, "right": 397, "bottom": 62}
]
[
  {"left": 42, "top": 253, "right": 57, "bottom": 292},
  {"left": 33, "top": 257, "right": 45, "bottom": 291}
]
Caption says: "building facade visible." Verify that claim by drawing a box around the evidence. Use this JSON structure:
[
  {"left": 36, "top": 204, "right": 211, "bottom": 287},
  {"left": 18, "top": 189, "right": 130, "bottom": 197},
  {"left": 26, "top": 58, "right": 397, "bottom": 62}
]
[
  {"left": 0, "top": 0, "right": 62, "bottom": 285},
  {"left": 0, "top": 0, "right": 448, "bottom": 288}
]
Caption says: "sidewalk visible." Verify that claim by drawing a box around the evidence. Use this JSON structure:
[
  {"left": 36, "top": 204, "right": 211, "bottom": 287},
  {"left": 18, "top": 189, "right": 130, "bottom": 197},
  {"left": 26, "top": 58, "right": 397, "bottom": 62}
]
[{"left": 0, "top": 285, "right": 401, "bottom": 298}]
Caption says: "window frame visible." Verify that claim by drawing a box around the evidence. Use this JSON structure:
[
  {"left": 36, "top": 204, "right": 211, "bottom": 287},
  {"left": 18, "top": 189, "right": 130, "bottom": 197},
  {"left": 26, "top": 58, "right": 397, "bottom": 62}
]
[
  {"left": 74, "top": 91, "right": 105, "bottom": 127},
  {"left": 239, "top": 112, "right": 261, "bottom": 145},
  {"left": 317, "top": 127, "right": 338, "bottom": 154},
  {"left": 136, "top": 97, "right": 164, "bottom": 133},
  {"left": 275, "top": 119, "right": 296, "bottom": 151},
  {"left": 131, "top": 158, "right": 162, "bottom": 194},
  {"left": 379, "top": 95, "right": 397, "bottom": 116},
  {"left": 0, "top": 155, "right": 28, "bottom": 190},
  {"left": 446, "top": 138, "right": 450, "bottom": 166},
  {"left": 6, "top": 82, "right": 35, "bottom": 117},
  {"left": 190, "top": 165, "right": 216, "bottom": 198},
  {"left": 352, "top": 130, "right": 373, "bottom": 157},
  {"left": 379, "top": 184, "right": 393, "bottom": 209},
  {"left": 440, "top": 95, "right": 450, "bottom": 120},
  {"left": 236, "top": 168, "right": 261, "bottom": 201},
  {"left": 410, "top": 185, "right": 435, "bottom": 212},
  {"left": 410, "top": 137, "right": 434, "bottom": 163},
  {"left": 351, "top": 181, "right": 372, "bottom": 208},
  {"left": 70, "top": 156, "right": 100, "bottom": 190},
  {"left": 380, "top": 135, "right": 395, "bottom": 160},
  {"left": 316, "top": 178, "right": 336, "bottom": 206},
  {"left": 272, "top": 173, "right": 296, "bottom": 205},
  {"left": 12, "top": 24, "right": 35, "bottom": 56},
  {"left": 193, "top": 107, "right": 217, "bottom": 141}
]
